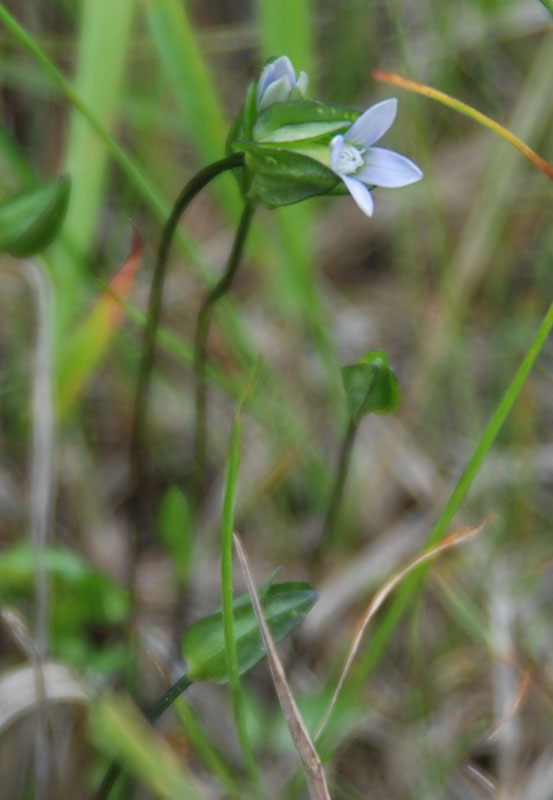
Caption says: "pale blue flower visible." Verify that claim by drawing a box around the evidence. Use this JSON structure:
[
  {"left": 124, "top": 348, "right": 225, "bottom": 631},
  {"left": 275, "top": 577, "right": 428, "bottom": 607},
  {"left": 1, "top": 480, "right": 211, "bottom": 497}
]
[
  {"left": 256, "top": 56, "right": 308, "bottom": 111},
  {"left": 329, "top": 98, "right": 423, "bottom": 217}
]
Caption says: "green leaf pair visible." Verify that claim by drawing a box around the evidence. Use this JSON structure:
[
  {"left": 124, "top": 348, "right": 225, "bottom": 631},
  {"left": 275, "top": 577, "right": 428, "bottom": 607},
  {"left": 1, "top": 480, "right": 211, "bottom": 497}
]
[
  {"left": 229, "top": 98, "right": 360, "bottom": 207},
  {"left": 181, "top": 581, "right": 317, "bottom": 683},
  {"left": 0, "top": 176, "right": 70, "bottom": 256},
  {"left": 341, "top": 350, "right": 400, "bottom": 422}
]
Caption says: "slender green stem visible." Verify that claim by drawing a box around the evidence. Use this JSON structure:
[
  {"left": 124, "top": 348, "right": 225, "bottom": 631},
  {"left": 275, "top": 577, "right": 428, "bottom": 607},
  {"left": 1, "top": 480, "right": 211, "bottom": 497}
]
[
  {"left": 220, "top": 365, "right": 262, "bottom": 795},
  {"left": 192, "top": 201, "right": 255, "bottom": 504},
  {"left": 128, "top": 153, "right": 244, "bottom": 583},
  {"left": 318, "top": 416, "right": 359, "bottom": 558},
  {"left": 346, "top": 294, "right": 553, "bottom": 694},
  {"left": 95, "top": 674, "right": 193, "bottom": 800}
]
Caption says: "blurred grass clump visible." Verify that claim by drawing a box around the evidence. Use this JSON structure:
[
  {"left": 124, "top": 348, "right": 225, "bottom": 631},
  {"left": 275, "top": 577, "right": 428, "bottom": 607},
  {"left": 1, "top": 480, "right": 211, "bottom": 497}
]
[{"left": 2, "top": 0, "right": 553, "bottom": 798}]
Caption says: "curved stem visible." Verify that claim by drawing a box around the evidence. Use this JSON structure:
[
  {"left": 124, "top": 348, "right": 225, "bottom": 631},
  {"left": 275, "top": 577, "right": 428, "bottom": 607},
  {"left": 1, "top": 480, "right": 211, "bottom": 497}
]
[
  {"left": 128, "top": 152, "right": 244, "bottom": 581},
  {"left": 95, "top": 674, "right": 193, "bottom": 800},
  {"left": 318, "top": 416, "right": 359, "bottom": 560},
  {"left": 192, "top": 201, "right": 255, "bottom": 505}
]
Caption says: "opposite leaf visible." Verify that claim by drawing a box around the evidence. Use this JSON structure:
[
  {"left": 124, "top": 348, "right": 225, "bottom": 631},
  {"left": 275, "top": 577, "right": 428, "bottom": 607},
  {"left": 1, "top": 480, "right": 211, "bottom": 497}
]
[
  {"left": 341, "top": 350, "right": 400, "bottom": 421},
  {"left": 235, "top": 140, "right": 339, "bottom": 207},
  {"left": 253, "top": 100, "right": 359, "bottom": 144},
  {"left": 0, "top": 175, "right": 70, "bottom": 256},
  {"left": 181, "top": 582, "right": 317, "bottom": 684}
]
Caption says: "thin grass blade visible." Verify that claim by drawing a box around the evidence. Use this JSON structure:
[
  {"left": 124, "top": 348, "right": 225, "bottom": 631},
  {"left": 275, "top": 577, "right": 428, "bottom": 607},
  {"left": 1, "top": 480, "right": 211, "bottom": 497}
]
[
  {"left": 234, "top": 532, "right": 331, "bottom": 800},
  {"left": 316, "top": 521, "right": 486, "bottom": 740}
]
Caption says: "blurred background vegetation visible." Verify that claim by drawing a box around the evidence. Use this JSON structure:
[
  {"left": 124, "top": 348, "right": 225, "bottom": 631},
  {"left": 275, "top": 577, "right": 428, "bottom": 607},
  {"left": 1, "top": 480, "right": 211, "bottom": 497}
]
[{"left": 1, "top": 0, "right": 553, "bottom": 798}]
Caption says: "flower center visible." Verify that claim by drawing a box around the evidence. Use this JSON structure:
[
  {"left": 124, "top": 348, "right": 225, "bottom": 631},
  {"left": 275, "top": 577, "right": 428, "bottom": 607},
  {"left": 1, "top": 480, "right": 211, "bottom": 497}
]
[{"left": 337, "top": 143, "right": 365, "bottom": 175}]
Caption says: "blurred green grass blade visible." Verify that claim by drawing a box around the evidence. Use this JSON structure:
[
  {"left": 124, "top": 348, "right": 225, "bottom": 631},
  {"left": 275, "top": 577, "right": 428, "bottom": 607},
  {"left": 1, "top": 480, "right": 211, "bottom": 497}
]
[
  {"left": 433, "top": 572, "right": 492, "bottom": 649},
  {"left": 62, "top": 0, "right": 135, "bottom": 263},
  {"left": 350, "top": 294, "right": 553, "bottom": 689},
  {"left": 256, "top": 0, "right": 313, "bottom": 68},
  {"left": 55, "top": 232, "right": 141, "bottom": 420},
  {"left": 219, "top": 371, "right": 261, "bottom": 790},
  {"left": 173, "top": 699, "right": 242, "bottom": 798},
  {"left": 145, "top": 0, "right": 239, "bottom": 213},
  {"left": 0, "top": 122, "right": 35, "bottom": 186},
  {"left": 89, "top": 692, "right": 204, "bottom": 800}
]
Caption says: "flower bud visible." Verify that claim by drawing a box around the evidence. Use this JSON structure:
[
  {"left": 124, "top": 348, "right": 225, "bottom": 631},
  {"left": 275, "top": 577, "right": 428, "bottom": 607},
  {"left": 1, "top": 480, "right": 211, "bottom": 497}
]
[{"left": 256, "top": 55, "right": 308, "bottom": 111}]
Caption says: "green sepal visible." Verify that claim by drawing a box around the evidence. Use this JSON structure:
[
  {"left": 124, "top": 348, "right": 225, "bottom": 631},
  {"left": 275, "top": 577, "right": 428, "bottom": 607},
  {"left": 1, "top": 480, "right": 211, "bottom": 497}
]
[
  {"left": 0, "top": 175, "right": 71, "bottom": 257},
  {"left": 181, "top": 581, "right": 318, "bottom": 684},
  {"left": 253, "top": 100, "right": 359, "bottom": 144},
  {"left": 341, "top": 350, "right": 400, "bottom": 422},
  {"left": 233, "top": 140, "right": 339, "bottom": 207}
]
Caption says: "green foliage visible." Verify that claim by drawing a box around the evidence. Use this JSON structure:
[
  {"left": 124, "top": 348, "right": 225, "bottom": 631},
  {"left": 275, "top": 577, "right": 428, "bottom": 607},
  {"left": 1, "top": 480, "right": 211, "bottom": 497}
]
[
  {"left": 0, "top": 176, "right": 70, "bottom": 256},
  {"left": 3, "top": 3, "right": 553, "bottom": 798},
  {"left": 146, "top": 0, "right": 240, "bottom": 215},
  {"left": 341, "top": 350, "right": 401, "bottom": 421},
  {"left": 235, "top": 140, "right": 339, "bottom": 207},
  {"left": 252, "top": 100, "right": 358, "bottom": 144},
  {"left": 90, "top": 692, "right": 204, "bottom": 800},
  {"left": 181, "top": 582, "right": 318, "bottom": 683},
  {"left": 155, "top": 487, "right": 193, "bottom": 582},
  {"left": 0, "top": 544, "right": 128, "bottom": 667}
]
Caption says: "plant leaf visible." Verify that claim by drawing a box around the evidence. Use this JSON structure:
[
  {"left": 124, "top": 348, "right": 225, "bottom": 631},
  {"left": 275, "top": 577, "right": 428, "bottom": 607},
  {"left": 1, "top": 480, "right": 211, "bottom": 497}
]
[
  {"left": 0, "top": 176, "right": 70, "bottom": 256},
  {"left": 253, "top": 100, "right": 359, "bottom": 144},
  {"left": 181, "top": 581, "right": 317, "bottom": 684},
  {"left": 234, "top": 140, "right": 338, "bottom": 207},
  {"left": 234, "top": 533, "right": 331, "bottom": 800},
  {"left": 341, "top": 349, "right": 400, "bottom": 421}
]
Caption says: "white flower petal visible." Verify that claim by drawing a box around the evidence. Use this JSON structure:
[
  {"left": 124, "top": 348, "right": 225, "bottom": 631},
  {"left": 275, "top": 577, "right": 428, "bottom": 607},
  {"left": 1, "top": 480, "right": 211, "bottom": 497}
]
[
  {"left": 341, "top": 175, "right": 374, "bottom": 216},
  {"left": 296, "top": 70, "right": 309, "bottom": 97},
  {"left": 358, "top": 147, "right": 423, "bottom": 188},
  {"left": 257, "top": 56, "right": 294, "bottom": 99},
  {"left": 257, "top": 64, "right": 276, "bottom": 102},
  {"left": 347, "top": 98, "right": 398, "bottom": 146},
  {"left": 258, "top": 75, "right": 292, "bottom": 110},
  {"left": 329, "top": 134, "right": 345, "bottom": 172}
]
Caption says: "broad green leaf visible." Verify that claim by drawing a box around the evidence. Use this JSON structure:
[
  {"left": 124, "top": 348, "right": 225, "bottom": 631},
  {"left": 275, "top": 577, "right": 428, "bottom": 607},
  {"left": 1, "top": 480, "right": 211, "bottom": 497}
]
[
  {"left": 0, "top": 176, "right": 70, "bottom": 256},
  {"left": 341, "top": 350, "right": 400, "bottom": 421},
  {"left": 156, "top": 487, "right": 192, "bottom": 581},
  {"left": 181, "top": 582, "right": 317, "bottom": 684},
  {"left": 234, "top": 140, "right": 339, "bottom": 207},
  {"left": 253, "top": 100, "right": 359, "bottom": 144}
]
